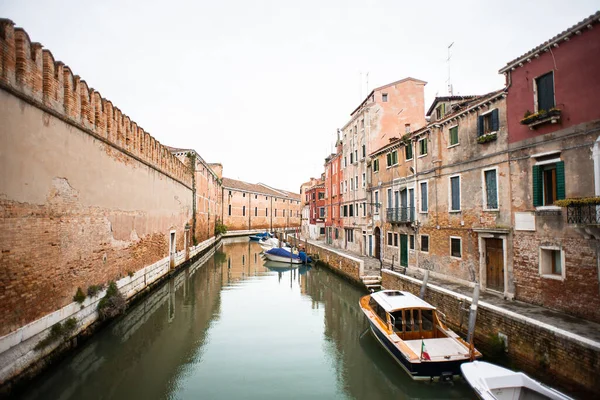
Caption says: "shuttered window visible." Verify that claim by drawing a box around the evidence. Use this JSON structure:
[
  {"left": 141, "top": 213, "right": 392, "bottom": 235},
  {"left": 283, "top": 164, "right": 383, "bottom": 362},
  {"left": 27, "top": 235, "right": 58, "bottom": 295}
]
[
  {"left": 420, "top": 182, "right": 428, "bottom": 212},
  {"left": 405, "top": 142, "right": 413, "bottom": 160},
  {"left": 449, "top": 126, "right": 459, "bottom": 146},
  {"left": 536, "top": 72, "right": 555, "bottom": 112},
  {"left": 484, "top": 169, "right": 498, "bottom": 209},
  {"left": 450, "top": 176, "right": 460, "bottom": 211},
  {"left": 532, "top": 161, "right": 565, "bottom": 207},
  {"left": 477, "top": 109, "right": 499, "bottom": 136},
  {"left": 419, "top": 138, "right": 427, "bottom": 156}
]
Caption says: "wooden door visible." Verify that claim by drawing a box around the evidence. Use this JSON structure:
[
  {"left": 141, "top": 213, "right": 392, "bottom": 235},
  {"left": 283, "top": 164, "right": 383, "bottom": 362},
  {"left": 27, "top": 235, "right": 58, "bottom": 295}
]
[
  {"left": 374, "top": 227, "right": 381, "bottom": 259},
  {"left": 486, "top": 238, "right": 504, "bottom": 292},
  {"left": 400, "top": 234, "right": 408, "bottom": 267}
]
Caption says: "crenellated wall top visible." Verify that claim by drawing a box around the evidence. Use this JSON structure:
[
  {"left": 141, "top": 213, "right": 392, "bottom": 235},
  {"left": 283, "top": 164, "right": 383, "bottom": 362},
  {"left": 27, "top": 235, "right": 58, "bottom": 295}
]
[{"left": 0, "top": 19, "right": 192, "bottom": 187}]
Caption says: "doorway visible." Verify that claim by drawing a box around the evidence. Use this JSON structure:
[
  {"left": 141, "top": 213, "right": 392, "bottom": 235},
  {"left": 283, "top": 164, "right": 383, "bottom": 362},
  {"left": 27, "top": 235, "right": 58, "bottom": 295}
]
[
  {"left": 400, "top": 234, "right": 408, "bottom": 267},
  {"left": 374, "top": 227, "right": 381, "bottom": 259},
  {"left": 486, "top": 238, "right": 504, "bottom": 292},
  {"left": 169, "top": 230, "right": 176, "bottom": 268}
]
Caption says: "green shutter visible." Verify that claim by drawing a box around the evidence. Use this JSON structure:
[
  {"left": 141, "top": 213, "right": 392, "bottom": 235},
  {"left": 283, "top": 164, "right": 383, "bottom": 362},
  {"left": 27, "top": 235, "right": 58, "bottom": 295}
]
[
  {"left": 532, "top": 165, "right": 542, "bottom": 207},
  {"left": 556, "top": 161, "right": 565, "bottom": 200},
  {"left": 477, "top": 115, "right": 484, "bottom": 137},
  {"left": 491, "top": 109, "right": 499, "bottom": 132}
]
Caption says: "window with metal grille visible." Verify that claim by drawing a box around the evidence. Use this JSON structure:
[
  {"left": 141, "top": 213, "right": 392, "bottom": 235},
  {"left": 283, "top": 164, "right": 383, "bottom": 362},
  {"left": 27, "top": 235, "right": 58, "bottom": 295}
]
[
  {"left": 451, "top": 237, "right": 461, "bottom": 258},
  {"left": 421, "top": 235, "right": 429, "bottom": 252}
]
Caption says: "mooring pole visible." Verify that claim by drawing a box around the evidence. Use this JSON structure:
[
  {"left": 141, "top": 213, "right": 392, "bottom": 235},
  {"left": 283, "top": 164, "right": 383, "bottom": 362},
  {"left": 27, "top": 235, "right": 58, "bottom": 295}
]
[
  {"left": 419, "top": 270, "right": 429, "bottom": 299},
  {"left": 467, "top": 283, "right": 480, "bottom": 360}
]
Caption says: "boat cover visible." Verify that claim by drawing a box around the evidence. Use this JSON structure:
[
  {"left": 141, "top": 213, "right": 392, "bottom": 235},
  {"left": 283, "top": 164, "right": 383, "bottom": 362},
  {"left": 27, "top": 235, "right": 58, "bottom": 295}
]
[{"left": 266, "top": 248, "right": 300, "bottom": 259}]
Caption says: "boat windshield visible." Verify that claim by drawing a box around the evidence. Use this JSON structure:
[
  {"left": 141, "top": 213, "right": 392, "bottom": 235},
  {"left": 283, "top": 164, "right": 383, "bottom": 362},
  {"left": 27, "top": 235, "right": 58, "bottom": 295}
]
[{"left": 390, "top": 309, "right": 435, "bottom": 334}]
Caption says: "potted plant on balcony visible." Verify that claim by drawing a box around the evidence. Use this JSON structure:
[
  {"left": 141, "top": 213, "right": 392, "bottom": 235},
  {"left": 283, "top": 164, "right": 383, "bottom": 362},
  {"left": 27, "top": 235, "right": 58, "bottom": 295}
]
[{"left": 520, "top": 108, "right": 561, "bottom": 127}]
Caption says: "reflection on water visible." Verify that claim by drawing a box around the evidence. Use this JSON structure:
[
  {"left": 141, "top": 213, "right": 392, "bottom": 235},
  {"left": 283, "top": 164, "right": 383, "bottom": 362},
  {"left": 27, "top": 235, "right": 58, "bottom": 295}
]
[{"left": 12, "top": 239, "right": 475, "bottom": 400}]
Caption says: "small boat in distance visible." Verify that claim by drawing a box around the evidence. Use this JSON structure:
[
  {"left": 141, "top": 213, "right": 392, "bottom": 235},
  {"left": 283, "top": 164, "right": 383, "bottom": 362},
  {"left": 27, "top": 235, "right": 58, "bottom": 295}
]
[
  {"left": 359, "top": 290, "right": 481, "bottom": 381},
  {"left": 249, "top": 232, "right": 271, "bottom": 241},
  {"left": 263, "top": 247, "right": 303, "bottom": 264},
  {"left": 461, "top": 361, "right": 573, "bottom": 400}
]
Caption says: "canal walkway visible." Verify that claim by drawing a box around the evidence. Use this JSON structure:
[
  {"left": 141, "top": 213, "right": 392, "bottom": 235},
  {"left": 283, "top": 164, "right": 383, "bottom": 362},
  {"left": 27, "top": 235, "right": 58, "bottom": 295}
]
[{"left": 304, "top": 238, "right": 600, "bottom": 345}]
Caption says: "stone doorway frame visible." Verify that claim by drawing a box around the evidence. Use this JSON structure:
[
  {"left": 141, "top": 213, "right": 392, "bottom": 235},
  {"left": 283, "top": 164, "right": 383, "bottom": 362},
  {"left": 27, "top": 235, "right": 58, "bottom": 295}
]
[{"left": 475, "top": 228, "right": 513, "bottom": 299}]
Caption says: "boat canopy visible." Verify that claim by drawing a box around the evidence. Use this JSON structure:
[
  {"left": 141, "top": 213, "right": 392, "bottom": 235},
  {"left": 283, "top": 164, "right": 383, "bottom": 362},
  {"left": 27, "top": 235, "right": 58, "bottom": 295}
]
[
  {"left": 371, "top": 290, "right": 435, "bottom": 313},
  {"left": 265, "top": 247, "right": 300, "bottom": 259}
]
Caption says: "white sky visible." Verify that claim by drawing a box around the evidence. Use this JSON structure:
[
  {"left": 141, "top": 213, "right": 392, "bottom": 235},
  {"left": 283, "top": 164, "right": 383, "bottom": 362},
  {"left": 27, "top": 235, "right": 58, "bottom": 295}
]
[{"left": 2, "top": 1, "right": 598, "bottom": 192}]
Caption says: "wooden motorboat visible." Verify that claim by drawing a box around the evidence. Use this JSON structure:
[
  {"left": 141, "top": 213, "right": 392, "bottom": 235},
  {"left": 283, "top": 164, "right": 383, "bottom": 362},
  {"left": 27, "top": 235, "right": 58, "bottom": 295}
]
[
  {"left": 359, "top": 290, "right": 481, "bottom": 380},
  {"left": 461, "top": 361, "right": 573, "bottom": 400}
]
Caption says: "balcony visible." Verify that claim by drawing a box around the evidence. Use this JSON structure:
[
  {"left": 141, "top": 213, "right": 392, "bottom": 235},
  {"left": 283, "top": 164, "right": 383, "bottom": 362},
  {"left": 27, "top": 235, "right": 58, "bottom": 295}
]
[
  {"left": 386, "top": 207, "right": 415, "bottom": 224},
  {"left": 557, "top": 198, "right": 600, "bottom": 239}
]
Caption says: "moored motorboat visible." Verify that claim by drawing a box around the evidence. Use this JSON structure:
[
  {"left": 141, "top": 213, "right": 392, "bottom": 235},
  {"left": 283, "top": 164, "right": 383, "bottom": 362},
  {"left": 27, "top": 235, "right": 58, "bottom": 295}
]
[
  {"left": 264, "top": 247, "right": 303, "bottom": 264},
  {"left": 249, "top": 232, "right": 271, "bottom": 241},
  {"left": 359, "top": 290, "right": 481, "bottom": 380},
  {"left": 461, "top": 361, "right": 573, "bottom": 400}
]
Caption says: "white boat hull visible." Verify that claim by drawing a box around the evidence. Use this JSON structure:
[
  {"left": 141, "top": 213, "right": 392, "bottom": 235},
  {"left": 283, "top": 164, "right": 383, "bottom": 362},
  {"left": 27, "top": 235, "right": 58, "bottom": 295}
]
[
  {"left": 263, "top": 253, "right": 303, "bottom": 264},
  {"left": 461, "top": 361, "right": 573, "bottom": 400}
]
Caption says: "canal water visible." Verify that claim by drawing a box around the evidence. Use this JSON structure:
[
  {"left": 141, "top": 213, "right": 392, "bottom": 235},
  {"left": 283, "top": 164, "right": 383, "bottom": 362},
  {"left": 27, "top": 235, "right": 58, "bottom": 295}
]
[{"left": 12, "top": 239, "right": 476, "bottom": 400}]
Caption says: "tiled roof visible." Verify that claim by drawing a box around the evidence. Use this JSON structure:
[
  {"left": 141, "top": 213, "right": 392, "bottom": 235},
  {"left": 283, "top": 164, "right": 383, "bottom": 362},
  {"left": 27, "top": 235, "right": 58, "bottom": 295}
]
[
  {"left": 499, "top": 11, "right": 600, "bottom": 73},
  {"left": 222, "top": 178, "right": 300, "bottom": 199},
  {"left": 425, "top": 95, "right": 478, "bottom": 117}
]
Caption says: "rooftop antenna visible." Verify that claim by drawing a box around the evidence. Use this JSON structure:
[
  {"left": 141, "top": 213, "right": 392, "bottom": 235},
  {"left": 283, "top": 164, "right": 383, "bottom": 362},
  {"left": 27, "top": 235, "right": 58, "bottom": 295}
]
[{"left": 447, "top": 42, "right": 454, "bottom": 96}]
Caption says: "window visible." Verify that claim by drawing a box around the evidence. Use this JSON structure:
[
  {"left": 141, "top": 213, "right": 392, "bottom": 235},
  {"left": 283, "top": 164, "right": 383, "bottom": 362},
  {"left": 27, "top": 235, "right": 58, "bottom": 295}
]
[
  {"left": 340, "top": 182, "right": 343, "bottom": 194},
  {"left": 374, "top": 191, "right": 380, "bottom": 214},
  {"left": 319, "top": 207, "right": 325, "bottom": 218},
  {"left": 539, "top": 246, "right": 564, "bottom": 278},
  {"left": 387, "top": 188, "right": 393, "bottom": 208},
  {"left": 483, "top": 169, "right": 498, "bottom": 210},
  {"left": 228, "top": 204, "right": 232, "bottom": 216},
  {"left": 450, "top": 175, "right": 461, "bottom": 212},
  {"left": 418, "top": 138, "right": 427, "bottom": 156},
  {"left": 405, "top": 124, "right": 411, "bottom": 133},
  {"left": 449, "top": 125, "right": 458, "bottom": 146},
  {"left": 343, "top": 205, "right": 348, "bottom": 217},
  {"left": 362, "top": 202, "right": 366, "bottom": 217},
  {"left": 373, "top": 158, "right": 379, "bottom": 173},
  {"left": 350, "top": 152, "right": 354, "bottom": 164},
  {"left": 320, "top": 227, "right": 325, "bottom": 235},
  {"left": 243, "top": 193, "right": 245, "bottom": 197},
  {"left": 533, "top": 161, "right": 564, "bottom": 206},
  {"left": 450, "top": 237, "right": 461, "bottom": 258},
  {"left": 243, "top": 206, "right": 246, "bottom": 216},
  {"left": 421, "top": 235, "right": 429, "bottom": 252},
  {"left": 355, "top": 175, "right": 358, "bottom": 189},
  {"left": 386, "top": 150, "right": 398, "bottom": 167},
  {"left": 382, "top": 93, "right": 388, "bottom": 102},
  {"left": 409, "top": 235, "right": 415, "bottom": 250},
  {"left": 349, "top": 204, "right": 354, "bottom": 217},
  {"left": 362, "top": 144, "right": 366, "bottom": 158},
  {"left": 477, "top": 109, "right": 499, "bottom": 136},
  {"left": 318, "top": 192, "right": 325, "bottom": 200},
  {"left": 394, "top": 233, "right": 398, "bottom": 247},
  {"left": 266, "top": 208, "right": 268, "bottom": 216},
  {"left": 405, "top": 142, "right": 413, "bottom": 160},
  {"left": 346, "top": 229, "right": 354, "bottom": 242},
  {"left": 283, "top": 209, "right": 286, "bottom": 217},
  {"left": 436, "top": 103, "right": 445, "bottom": 120},
  {"left": 255, "top": 195, "right": 257, "bottom": 199},
  {"left": 312, "top": 192, "right": 315, "bottom": 200},
  {"left": 362, "top": 173, "right": 366, "bottom": 187},
  {"left": 350, "top": 178, "right": 354, "bottom": 191},
  {"left": 387, "top": 232, "right": 393, "bottom": 246},
  {"left": 354, "top": 150, "right": 358, "bottom": 163},
  {"left": 255, "top": 207, "right": 257, "bottom": 216},
  {"left": 535, "top": 71, "right": 555, "bottom": 112},
  {"left": 228, "top": 190, "right": 232, "bottom": 196},
  {"left": 420, "top": 182, "right": 428, "bottom": 212}
]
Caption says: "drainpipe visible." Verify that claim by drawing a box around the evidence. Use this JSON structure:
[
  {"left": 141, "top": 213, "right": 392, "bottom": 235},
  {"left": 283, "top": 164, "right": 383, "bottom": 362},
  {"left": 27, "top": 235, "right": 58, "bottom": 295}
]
[
  {"left": 413, "top": 135, "right": 419, "bottom": 273},
  {"left": 594, "top": 137, "right": 600, "bottom": 293}
]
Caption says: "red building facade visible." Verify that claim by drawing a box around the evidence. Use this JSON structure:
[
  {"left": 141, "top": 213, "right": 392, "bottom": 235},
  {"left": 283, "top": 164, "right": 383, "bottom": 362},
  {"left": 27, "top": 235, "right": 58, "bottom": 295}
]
[{"left": 324, "top": 139, "right": 344, "bottom": 245}]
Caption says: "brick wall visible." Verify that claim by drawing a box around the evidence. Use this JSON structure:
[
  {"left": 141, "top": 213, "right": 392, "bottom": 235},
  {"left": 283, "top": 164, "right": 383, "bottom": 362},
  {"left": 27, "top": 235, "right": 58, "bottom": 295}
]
[{"left": 382, "top": 270, "right": 600, "bottom": 396}]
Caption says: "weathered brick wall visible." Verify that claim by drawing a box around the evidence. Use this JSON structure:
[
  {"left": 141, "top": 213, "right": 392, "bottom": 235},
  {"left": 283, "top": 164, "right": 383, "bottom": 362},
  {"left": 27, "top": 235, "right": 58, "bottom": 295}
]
[
  {"left": 383, "top": 270, "right": 600, "bottom": 396},
  {"left": 0, "top": 21, "right": 195, "bottom": 337}
]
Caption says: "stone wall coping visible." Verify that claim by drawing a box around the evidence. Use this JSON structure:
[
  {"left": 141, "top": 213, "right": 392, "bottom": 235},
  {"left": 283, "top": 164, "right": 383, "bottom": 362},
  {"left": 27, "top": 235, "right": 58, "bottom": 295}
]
[
  {"left": 383, "top": 269, "right": 600, "bottom": 352},
  {"left": 0, "top": 235, "right": 219, "bottom": 384},
  {"left": 308, "top": 241, "right": 365, "bottom": 265}
]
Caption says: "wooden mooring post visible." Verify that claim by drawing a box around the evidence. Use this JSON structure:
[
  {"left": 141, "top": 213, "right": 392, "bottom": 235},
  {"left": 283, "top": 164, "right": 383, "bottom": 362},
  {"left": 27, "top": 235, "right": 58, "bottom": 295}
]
[
  {"left": 467, "top": 283, "right": 480, "bottom": 360},
  {"left": 419, "top": 270, "right": 429, "bottom": 299}
]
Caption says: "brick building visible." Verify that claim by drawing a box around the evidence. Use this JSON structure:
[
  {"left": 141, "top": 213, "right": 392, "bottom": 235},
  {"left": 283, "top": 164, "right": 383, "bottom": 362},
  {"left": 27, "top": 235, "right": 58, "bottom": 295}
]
[
  {"left": 221, "top": 178, "right": 301, "bottom": 232},
  {"left": 500, "top": 11, "right": 600, "bottom": 321},
  {"left": 324, "top": 138, "right": 344, "bottom": 246},
  {"left": 306, "top": 175, "right": 326, "bottom": 240},
  {"left": 341, "top": 77, "right": 427, "bottom": 254}
]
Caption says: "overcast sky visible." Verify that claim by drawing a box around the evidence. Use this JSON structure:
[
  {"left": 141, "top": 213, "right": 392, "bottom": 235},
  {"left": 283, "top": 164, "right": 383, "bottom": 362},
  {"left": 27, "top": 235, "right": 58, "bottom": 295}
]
[{"left": 2, "top": 1, "right": 598, "bottom": 192}]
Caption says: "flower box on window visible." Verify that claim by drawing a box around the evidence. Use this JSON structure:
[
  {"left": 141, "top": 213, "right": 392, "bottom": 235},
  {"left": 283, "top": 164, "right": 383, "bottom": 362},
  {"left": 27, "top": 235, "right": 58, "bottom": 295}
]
[
  {"left": 477, "top": 132, "right": 497, "bottom": 144},
  {"left": 520, "top": 108, "right": 561, "bottom": 129}
]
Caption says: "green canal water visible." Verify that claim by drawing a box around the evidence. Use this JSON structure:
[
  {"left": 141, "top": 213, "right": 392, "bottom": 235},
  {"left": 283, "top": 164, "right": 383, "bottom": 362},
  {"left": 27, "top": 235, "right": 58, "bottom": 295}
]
[{"left": 13, "top": 239, "right": 476, "bottom": 400}]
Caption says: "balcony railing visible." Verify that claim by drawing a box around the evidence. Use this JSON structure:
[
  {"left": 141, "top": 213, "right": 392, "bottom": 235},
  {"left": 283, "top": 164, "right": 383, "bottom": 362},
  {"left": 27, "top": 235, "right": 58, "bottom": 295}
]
[
  {"left": 386, "top": 207, "right": 415, "bottom": 224},
  {"left": 566, "top": 204, "right": 600, "bottom": 225}
]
